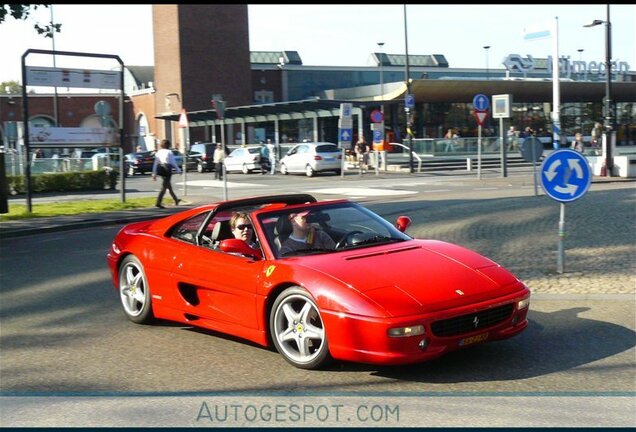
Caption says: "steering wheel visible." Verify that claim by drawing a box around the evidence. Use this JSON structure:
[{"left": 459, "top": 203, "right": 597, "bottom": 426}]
[{"left": 335, "top": 231, "right": 363, "bottom": 249}]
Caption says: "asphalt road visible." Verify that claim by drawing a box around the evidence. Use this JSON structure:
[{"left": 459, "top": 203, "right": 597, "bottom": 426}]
[{"left": 1, "top": 192, "right": 634, "bottom": 427}]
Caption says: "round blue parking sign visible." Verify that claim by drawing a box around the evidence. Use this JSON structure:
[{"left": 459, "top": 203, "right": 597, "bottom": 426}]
[{"left": 540, "top": 149, "right": 591, "bottom": 202}]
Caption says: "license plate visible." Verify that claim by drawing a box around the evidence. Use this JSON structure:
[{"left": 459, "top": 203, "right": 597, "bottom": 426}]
[
  {"left": 459, "top": 332, "right": 488, "bottom": 346},
  {"left": 324, "top": 157, "right": 335, "bottom": 161}
]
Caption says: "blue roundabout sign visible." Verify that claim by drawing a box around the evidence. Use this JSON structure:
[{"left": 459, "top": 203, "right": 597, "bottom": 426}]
[{"left": 540, "top": 149, "right": 591, "bottom": 203}]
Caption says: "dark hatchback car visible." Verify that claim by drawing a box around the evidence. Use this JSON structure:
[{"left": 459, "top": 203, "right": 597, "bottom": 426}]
[
  {"left": 186, "top": 142, "right": 216, "bottom": 173},
  {"left": 125, "top": 151, "right": 155, "bottom": 176}
]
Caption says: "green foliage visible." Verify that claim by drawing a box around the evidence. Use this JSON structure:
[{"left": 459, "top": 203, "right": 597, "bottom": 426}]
[
  {"left": 0, "top": 4, "right": 62, "bottom": 38},
  {"left": 0, "top": 80, "right": 21, "bottom": 94},
  {"left": 1, "top": 197, "right": 159, "bottom": 220},
  {"left": 6, "top": 170, "right": 118, "bottom": 195}
]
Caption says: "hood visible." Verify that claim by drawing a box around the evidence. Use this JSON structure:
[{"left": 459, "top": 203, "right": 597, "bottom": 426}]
[{"left": 303, "top": 240, "right": 522, "bottom": 316}]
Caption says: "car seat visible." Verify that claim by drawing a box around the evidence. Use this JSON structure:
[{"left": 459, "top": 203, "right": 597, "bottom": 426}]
[
  {"left": 211, "top": 220, "right": 233, "bottom": 248},
  {"left": 273, "top": 216, "right": 293, "bottom": 251}
]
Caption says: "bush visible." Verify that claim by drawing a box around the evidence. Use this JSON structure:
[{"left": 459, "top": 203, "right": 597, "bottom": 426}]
[{"left": 6, "top": 169, "right": 119, "bottom": 195}]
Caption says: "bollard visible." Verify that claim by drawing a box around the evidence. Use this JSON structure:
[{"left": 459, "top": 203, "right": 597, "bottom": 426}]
[{"left": 0, "top": 152, "right": 9, "bottom": 214}]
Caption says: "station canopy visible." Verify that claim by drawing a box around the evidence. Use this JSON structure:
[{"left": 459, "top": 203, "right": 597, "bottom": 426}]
[{"left": 156, "top": 79, "right": 636, "bottom": 123}]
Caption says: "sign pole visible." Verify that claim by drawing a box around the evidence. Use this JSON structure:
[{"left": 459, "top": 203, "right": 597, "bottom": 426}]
[
  {"left": 477, "top": 125, "right": 482, "bottom": 180},
  {"left": 499, "top": 117, "right": 507, "bottom": 177},
  {"left": 557, "top": 202, "right": 565, "bottom": 274},
  {"left": 341, "top": 148, "right": 345, "bottom": 179},
  {"left": 540, "top": 149, "right": 591, "bottom": 274},
  {"left": 472, "top": 95, "right": 489, "bottom": 180},
  {"left": 221, "top": 124, "right": 228, "bottom": 201},
  {"left": 532, "top": 159, "right": 538, "bottom": 197},
  {"left": 183, "top": 126, "right": 189, "bottom": 197}
]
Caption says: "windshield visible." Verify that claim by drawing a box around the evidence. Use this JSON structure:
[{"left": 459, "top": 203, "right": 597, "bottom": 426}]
[
  {"left": 315, "top": 144, "right": 339, "bottom": 153},
  {"left": 257, "top": 202, "right": 411, "bottom": 258}
]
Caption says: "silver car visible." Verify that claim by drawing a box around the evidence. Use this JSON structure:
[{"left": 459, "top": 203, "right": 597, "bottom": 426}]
[
  {"left": 223, "top": 145, "right": 262, "bottom": 174},
  {"left": 279, "top": 142, "right": 342, "bottom": 177}
]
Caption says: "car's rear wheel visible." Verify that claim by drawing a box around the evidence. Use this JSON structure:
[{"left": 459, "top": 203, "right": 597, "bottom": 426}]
[
  {"left": 280, "top": 163, "right": 289, "bottom": 175},
  {"left": 270, "top": 286, "right": 331, "bottom": 369},
  {"left": 197, "top": 163, "right": 204, "bottom": 173},
  {"left": 127, "top": 165, "right": 135, "bottom": 177},
  {"left": 242, "top": 163, "right": 249, "bottom": 174},
  {"left": 305, "top": 165, "right": 315, "bottom": 177},
  {"left": 118, "top": 255, "right": 154, "bottom": 324}
]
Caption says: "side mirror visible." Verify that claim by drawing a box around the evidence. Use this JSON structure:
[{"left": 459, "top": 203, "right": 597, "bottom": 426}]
[
  {"left": 219, "top": 238, "right": 263, "bottom": 260},
  {"left": 395, "top": 216, "right": 412, "bottom": 232}
]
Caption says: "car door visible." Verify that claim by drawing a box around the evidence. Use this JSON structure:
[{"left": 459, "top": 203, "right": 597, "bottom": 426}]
[
  {"left": 224, "top": 148, "right": 243, "bottom": 172},
  {"left": 287, "top": 144, "right": 307, "bottom": 172},
  {"left": 169, "top": 214, "right": 265, "bottom": 329}
]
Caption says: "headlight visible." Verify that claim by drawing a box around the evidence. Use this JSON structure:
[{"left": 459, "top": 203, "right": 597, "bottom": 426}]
[
  {"left": 388, "top": 325, "right": 425, "bottom": 337},
  {"left": 517, "top": 298, "right": 530, "bottom": 310}
]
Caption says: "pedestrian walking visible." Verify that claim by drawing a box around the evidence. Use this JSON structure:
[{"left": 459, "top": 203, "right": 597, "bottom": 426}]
[
  {"left": 152, "top": 139, "right": 181, "bottom": 209},
  {"left": 213, "top": 143, "right": 225, "bottom": 180},
  {"left": 571, "top": 132, "right": 585, "bottom": 153},
  {"left": 590, "top": 122, "right": 602, "bottom": 147},
  {"left": 259, "top": 142, "right": 270, "bottom": 174},
  {"left": 354, "top": 139, "right": 368, "bottom": 174},
  {"left": 507, "top": 126, "right": 519, "bottom": 151},
  {"left": 267, "top": 139, "right": 276, "bottom": 175}
]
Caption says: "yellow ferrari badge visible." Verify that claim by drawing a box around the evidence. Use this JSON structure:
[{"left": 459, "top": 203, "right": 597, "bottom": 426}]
[{"left": 266, "top": 265, "right": 276, "bottom": 277}]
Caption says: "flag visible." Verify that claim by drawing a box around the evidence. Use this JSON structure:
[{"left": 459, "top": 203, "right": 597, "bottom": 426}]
[{"left": 523, "top": 23, "right": 552, "bottom": 42}]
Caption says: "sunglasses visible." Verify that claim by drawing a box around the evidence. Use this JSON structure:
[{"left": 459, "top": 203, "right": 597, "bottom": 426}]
[{"left": 235, "top": 224, "right": 253, "bottom": 230}]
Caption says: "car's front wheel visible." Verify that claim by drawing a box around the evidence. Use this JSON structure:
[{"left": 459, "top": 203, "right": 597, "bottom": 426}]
[
  {"left": 118, "top": 255, "right": 154, "bottom": 324},
  {"left": 280, "top": 163, "right": 289, "bottom": 175},
  {"left": 270, "top": 286, "right": 331, "bottom": 369}
]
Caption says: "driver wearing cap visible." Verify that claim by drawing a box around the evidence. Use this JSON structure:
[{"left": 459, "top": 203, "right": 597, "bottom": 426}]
[{"left": 280, "top": 210, "right": 335, "bottom": 255}]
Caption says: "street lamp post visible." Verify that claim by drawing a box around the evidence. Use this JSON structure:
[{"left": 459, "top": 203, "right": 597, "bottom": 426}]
[
  {"left": 483, "top": 45, "right": 490, "bottom": 80},
  {"left": 584, "top": 5, "right": 614, "bottom": 177},
  {"left": 577, "top": 48, "right": 584, "bottom": 78},
  {"left": 404, "top": 5, "right": 413, "bottom": 173},
  {"left": 377, "top": 41, "right": 385, "bottom": 173},
  {"left": 377, "top": 42, "right": 385, "bottom": 112}
]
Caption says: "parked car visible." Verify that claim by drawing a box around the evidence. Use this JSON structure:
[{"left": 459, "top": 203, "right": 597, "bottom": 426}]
[
  {"left": 171, "top": 149, "right": 184, "bottom": 170},
  {"left": 92, "top": 151, "right": 121, "bottom": 170},
  {"left": 186, "top": 142, "right": 217, "bottom": 173},
  {"left": 107, "top": 193, "right": 530, "bottom": 370},
  {"left": 223, "top": 145, "right": 262, "bottom": 174},
  {"left": 69, "top": 150, "right": 98, "bottom": 171},
  {"left": 279, "top": 142, "right": 342, "bottom": 177},
  {"left": 124, "top": 151, "right": 155, "bottom": 176}
]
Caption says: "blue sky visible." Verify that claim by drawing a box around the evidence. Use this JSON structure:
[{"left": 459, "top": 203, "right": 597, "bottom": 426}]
[{"left": 1, "top": 4, "right": 634, "bottom": 84}]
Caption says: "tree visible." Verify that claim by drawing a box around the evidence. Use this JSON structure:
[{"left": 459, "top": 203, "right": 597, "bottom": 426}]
[
  {"left": 0, "top": 4, "right": 62, "bottom": 38},
  {"left": 1, "top": 80, "right": 22, "bottom": 94}
]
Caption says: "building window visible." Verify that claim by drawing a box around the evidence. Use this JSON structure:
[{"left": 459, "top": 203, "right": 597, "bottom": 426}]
[{"left": 254, "top": 90, "right": 274, "bottom": 104}]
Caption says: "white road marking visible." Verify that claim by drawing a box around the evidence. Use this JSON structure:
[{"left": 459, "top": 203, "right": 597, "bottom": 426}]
[
  {"left": 174, "top": 180, "right": 265, "bottom": 188},
  {"left": 308, "top": 187, "right": 417, "bottom": 197}
]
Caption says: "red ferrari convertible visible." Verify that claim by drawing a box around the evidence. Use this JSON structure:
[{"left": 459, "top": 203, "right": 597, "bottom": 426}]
[{"left": 107, "top": 194, "right": 530, "bottom": 369}]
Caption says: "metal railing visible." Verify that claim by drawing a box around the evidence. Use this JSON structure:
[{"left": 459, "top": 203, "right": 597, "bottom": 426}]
[{"left": 3, "top": 152, "right": 119, "bottom": 176}]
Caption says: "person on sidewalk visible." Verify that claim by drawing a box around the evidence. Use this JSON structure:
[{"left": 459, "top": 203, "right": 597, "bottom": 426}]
[
  {"left": 259, "top": 142, "right": 270, "bottom": 175},
  {"left": 151, "top": 139, "right": 181, "bottom": 209},
  {"left": 571, "top": 132, "right": 585, "bottom": 153},
  {"left": 213, "top": 143, "right": 225, "bottom": 180},
  {"left": 266, "top": 139, "right": 276, "bottom": 175}
]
